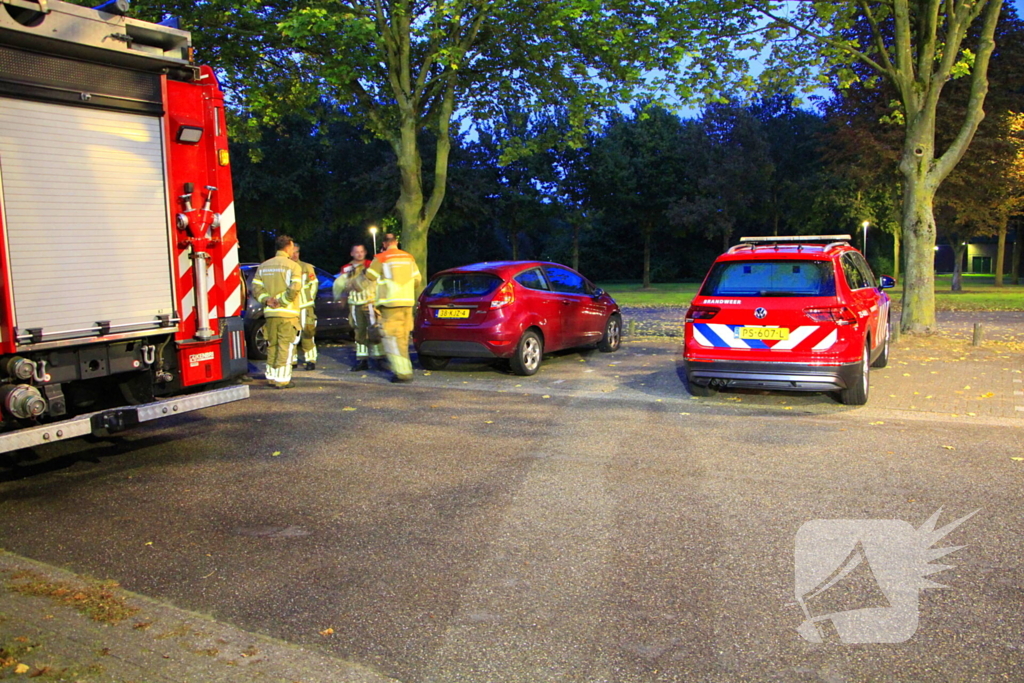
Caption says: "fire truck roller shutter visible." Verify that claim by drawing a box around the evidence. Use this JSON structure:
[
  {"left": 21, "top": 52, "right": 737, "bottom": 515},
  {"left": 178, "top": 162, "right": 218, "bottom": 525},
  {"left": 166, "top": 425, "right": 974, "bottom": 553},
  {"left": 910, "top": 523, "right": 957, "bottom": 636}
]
[{"left": 0, "top": 97, "right": 176, "bottom": 344}]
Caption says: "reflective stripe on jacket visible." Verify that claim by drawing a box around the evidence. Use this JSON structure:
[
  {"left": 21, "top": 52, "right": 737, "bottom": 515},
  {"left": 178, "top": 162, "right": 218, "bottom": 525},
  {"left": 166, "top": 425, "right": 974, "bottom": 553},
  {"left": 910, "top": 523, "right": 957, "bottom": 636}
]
[
  {"left": 362, "top": 247, "right": 421, "bottom": 307},
  {"left": 251, "top": 251, "right": 303, "bottom": 317},
  {"left": 298, "top": 260, "right": 317, "bottom": 310}
]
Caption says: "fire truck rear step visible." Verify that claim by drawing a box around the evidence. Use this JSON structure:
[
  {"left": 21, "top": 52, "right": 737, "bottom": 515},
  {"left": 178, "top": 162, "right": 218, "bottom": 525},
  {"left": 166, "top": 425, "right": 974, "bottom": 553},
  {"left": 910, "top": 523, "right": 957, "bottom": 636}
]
[{"left": 0, "top": 384, "right": 248, "bottom": 453}]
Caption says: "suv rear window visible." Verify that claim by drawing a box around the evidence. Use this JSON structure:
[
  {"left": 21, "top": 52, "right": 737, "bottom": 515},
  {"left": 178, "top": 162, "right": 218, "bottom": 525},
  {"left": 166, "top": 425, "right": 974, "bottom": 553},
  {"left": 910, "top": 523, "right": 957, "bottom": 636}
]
[
  {"left": 701, "top": 260, "right": 836, "bottom": 297},
  {"left": 426, "top": 273, "right": 502, "bottom": 298}
]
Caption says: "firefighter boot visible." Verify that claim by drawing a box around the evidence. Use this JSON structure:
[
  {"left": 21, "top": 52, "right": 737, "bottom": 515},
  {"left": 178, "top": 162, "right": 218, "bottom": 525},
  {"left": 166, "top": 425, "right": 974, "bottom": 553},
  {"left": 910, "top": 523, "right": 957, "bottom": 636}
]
[{"left": 351, "top": 360, "right": 369, "bottom": 372}]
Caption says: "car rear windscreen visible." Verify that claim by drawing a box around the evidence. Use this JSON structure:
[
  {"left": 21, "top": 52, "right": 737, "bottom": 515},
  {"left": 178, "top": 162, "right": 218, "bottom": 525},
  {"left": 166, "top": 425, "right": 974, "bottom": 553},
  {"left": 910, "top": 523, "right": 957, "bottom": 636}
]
[
  {"left": 701, "top": 260, "right": 836, "bottom": 297},
  {"left": 426, "top": 273, "right": 503, "bottom": 298}
]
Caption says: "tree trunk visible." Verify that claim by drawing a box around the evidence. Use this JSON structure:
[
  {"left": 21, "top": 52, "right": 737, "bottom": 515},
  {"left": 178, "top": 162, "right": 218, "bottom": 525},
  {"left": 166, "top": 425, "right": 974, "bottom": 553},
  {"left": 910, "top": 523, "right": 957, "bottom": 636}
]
[
  {"left": 1012, "top": 219, "right": 1021, "bottom": 285},
  {"left": 994, "top": 222, "right": 1007, "bottom": 286},
  {"left": 511, "top": 229, "right": 519, "bottom": 260},
  {"left": 572, "top": 220, "right": 580, "bottom": 272},
  {"left": 951, "top": 239, "right": 967, "bottom": 292},
  {"left": 892, "top": 229, "right": 900, "bottom": 282},
  {"left": 899, "top": 172, "right": 938, "bottom": 333},
  {"left": 642, "top": 227, "right": 651, "bottom": 289}
]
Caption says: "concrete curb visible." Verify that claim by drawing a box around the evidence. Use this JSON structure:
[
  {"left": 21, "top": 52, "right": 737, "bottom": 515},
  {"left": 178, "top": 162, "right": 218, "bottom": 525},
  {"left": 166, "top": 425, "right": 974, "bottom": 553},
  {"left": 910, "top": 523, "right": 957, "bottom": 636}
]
[{"left": 0, "top": 551, "right": 399, "bottom": 683}]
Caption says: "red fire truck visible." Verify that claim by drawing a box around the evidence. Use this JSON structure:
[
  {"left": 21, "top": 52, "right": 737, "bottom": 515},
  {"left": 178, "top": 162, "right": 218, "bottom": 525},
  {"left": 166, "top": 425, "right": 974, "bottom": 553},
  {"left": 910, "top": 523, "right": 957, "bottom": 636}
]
[{"left": 0, "top": 0, "right": 249, "bottom": 452}]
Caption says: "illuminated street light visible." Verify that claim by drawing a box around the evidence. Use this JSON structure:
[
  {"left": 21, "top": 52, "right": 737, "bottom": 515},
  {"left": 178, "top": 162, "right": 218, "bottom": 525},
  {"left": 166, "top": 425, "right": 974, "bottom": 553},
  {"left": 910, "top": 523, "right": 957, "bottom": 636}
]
[
  {"left": 369, "top": 225, "right": 378, "bottom": 253},
  {"left": 862, "top": 220, "right": 870, "bottom": 254}
]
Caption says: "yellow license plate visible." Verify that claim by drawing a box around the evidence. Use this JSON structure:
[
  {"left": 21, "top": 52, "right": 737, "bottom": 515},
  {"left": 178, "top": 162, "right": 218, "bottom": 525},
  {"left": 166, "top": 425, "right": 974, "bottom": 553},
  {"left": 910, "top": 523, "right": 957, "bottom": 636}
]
[
  {"left": 437, "top": 308, "right": 470, "bottom": 319},
  {"left": 738, "top": 326, "right": 789, "bottom": 340}
]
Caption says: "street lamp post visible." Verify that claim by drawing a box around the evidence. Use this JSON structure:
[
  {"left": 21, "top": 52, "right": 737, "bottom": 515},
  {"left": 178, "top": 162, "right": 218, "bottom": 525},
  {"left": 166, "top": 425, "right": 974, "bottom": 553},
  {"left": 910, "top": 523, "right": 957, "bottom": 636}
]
[
  {"left": 369, "top": 225, "right": 378, "bottom": 254},
  {"left": 862, "top": 220, "right": 870, "bottom": 255}
]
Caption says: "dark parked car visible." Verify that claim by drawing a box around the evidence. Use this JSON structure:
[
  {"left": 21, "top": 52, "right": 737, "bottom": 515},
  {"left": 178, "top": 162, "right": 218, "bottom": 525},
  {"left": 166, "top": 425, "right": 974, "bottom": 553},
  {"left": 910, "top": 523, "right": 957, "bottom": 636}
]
[
  {"left": 241, "top": 263, "right": 351, "bottom": 360},
  {"left": 413, "top": 261, "right": 622, "bottom": 375}
]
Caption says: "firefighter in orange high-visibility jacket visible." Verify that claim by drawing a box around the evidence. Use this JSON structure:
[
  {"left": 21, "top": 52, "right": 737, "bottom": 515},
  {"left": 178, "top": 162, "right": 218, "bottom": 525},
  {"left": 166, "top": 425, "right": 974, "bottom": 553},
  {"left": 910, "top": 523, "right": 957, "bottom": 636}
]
[
  {"left": 292, "top": 244, "right": 318, "bottom": 371},
  {"left": 250, "top": 235, "right": 303, "bottom": 388},
  {"left": 351, "top": 233, "right": 421, "bottom": 383}
]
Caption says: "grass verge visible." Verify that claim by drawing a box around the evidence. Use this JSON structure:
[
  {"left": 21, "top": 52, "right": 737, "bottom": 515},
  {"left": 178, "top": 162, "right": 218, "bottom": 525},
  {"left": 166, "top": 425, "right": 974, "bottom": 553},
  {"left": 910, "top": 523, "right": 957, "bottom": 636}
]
[
  {"left": 7, "top": 571, "right": 138, "bottom": 625},
  {"left": 602, "top": 275, "right": 1023, "bottom": 311}
]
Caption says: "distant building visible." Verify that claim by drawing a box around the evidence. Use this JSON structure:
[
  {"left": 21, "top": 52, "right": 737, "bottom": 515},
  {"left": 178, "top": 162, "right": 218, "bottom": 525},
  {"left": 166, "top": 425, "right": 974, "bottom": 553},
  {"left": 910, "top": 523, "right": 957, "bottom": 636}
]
[{"left": 934, "top": 233, "right": 1018, "bottom": 274}]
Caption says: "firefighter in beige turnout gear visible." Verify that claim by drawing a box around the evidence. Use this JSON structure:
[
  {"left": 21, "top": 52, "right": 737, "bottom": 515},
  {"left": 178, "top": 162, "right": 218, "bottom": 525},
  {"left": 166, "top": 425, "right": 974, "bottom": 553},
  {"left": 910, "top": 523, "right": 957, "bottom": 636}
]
[
  {"left": 333, "top": 243, "right": 383, "bottom": 371},
  {"left": 351, "top": 233, "right": 421, "bottom": 383},
  {"left": 251, "top": 235, "right": 303, "bottom": 388},
  {"left": 292, "top": 245, "right": 318, "bottom": 370}
]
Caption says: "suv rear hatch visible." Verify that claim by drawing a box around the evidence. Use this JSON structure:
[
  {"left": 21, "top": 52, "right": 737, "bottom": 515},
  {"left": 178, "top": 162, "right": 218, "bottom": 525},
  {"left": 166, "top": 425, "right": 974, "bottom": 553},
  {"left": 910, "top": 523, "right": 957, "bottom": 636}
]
[
  {"left": 421, "top": 272, "right": 507, "bottom": 325},
  {"left": 687, "top": 258, "right": 856, "bottom": 360}
]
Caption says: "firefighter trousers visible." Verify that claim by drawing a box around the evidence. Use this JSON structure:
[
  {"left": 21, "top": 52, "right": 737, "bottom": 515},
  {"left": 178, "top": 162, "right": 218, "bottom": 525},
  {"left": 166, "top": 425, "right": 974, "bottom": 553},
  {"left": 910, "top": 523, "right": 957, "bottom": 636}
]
[
  {"left": 299, "top": 309, "right": 317, "bottom": 363},
  {"left": 351, "top": 304, "right": 384, "bottom": 359},
  {"left": 265, "top": 316, "right": 300, "bottom": 384},
  {"left": 380, "top": 306, "right": 414, "bottom": 380}
]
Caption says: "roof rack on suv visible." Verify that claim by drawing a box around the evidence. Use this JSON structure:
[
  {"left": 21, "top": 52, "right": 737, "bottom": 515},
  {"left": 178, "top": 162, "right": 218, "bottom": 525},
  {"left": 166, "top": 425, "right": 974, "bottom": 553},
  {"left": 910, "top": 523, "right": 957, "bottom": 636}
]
[{"left": 728, "top": 235, "right": 852, "bottom": 253}]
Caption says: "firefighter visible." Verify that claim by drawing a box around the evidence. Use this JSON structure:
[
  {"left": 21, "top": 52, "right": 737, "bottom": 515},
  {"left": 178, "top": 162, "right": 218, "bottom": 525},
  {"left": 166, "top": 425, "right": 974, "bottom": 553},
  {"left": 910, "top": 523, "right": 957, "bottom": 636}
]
[
  {"left": 292, "top": 244, "right": 318, "bottom": 371},
  {"left": 351, "top": 233, "right": 421, "bottom": 383},
  {"left": 333, "top": 243, "right": 384, "bottom": 371},
  {"left": 250, "top": 235, "right": 303, "bottom": 388}
]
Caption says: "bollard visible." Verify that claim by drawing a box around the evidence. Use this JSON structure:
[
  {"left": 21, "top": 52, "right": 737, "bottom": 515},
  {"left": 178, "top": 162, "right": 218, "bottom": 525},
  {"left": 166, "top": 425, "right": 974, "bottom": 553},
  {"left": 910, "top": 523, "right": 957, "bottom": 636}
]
[
  {"left": 628, "top": 320, "right": 637, "bottom": 337},
  {"left": 890, "top": 324, "right": 900, "bottom": 345},
  {"left": 972, "top": 322, "right": 983, "bottom": 346}
]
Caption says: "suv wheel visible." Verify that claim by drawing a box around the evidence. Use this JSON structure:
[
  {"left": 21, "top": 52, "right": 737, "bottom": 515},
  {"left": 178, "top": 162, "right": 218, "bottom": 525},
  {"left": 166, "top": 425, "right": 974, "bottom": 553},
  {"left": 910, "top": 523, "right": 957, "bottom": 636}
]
[
  {"left": 839, "top": 340, "right": 870, "bottom": 405},
  {"left": 419, "top": 355, "right": 450, "bottom": 371},
  {"left": 247, "top": 319, "right": 269, "bottom": 361},
  {"left": 871, "top": 319, "right": 890, "bottom": 368},
  {"left": 685, "top": 371, "right": 714, "bottom": 397},
  {"left": 510, "top": 330, "right": 543, "bottom": 376},
  {"left": 598, "top": 314, "right": 622, "bottom": 352}
]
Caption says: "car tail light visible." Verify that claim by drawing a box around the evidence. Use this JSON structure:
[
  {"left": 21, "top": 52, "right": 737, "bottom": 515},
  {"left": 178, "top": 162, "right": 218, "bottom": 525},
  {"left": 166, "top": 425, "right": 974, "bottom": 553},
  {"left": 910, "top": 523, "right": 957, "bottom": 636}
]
[
  {"left": 685, "top": 305, "right": 720, "bottom": 322},
  {"left": 804, "top": 306, "right": 858, "bottom": 326},
  {"left": 490, "top": 281, "right": 515, "bottom": 309}
]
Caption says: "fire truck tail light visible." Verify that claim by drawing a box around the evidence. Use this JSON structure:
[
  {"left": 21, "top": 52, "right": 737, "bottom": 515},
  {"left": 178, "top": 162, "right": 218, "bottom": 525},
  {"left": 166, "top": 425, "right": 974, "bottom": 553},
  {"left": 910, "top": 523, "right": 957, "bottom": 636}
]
[
  {"left": 685, "top": 305, "right": 720, "bottom": 322},
  {"left": 218, "top": 149, "right": 230, "bottom": 166},
  {"left": 804, "top": 306, "right": 858, "bottom": 326},
  {"left": 177, "top": 126, "right": 203, "bottom": 144}
]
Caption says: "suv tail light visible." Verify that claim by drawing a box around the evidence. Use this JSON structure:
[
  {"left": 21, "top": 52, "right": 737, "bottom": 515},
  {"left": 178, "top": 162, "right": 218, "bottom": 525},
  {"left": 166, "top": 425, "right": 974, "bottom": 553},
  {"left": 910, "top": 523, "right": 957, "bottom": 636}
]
[
  {"left": 685, "top": 305, "right": 720, "bottom": 322},
  {"left": 490, "top": 281, "right": 515, "bottom": 309},
  {"left": 804, "top": 306, "right": 858, "bottom": 326}
]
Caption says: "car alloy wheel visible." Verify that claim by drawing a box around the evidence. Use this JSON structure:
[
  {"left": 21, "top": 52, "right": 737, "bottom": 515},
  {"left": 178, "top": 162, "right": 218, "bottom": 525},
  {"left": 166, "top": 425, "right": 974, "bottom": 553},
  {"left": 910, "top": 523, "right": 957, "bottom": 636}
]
[
  {"left": 599, "top": 314, "right": 621, "bottom": 352},
  {"left": 521, "top": 335, "right": 541, "bottom": 371},
  {"left": 511, "top": 330, "right": 543, "bottom": 376},
  {"left": 254, "top": 321, "right": 270, "bottom": 357}
]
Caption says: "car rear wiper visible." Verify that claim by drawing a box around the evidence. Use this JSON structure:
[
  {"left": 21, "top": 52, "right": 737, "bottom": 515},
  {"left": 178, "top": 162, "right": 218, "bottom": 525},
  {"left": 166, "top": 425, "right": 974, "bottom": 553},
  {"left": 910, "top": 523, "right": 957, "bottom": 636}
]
[{"left": 758, "top": 291, "right": 800, "bottom": 297}]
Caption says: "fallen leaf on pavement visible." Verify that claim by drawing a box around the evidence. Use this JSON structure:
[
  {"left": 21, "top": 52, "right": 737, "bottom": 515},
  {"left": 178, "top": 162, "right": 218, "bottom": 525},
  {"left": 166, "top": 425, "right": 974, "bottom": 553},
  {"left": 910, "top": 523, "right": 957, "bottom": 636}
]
[
  {"left": 14, "top": 664, "right": 29, "bottom": 674},
  {"left": 485, "top": 420, "right": 494, "bottom": 424},
  {"left": 1011, "top": 457, "right": 1024, "bottom": 462},
  {"left": 319, "top": 628, "right": 334, "bottom": 636},
  {"left": 980, "top": 392, "right": 994, "bottom": 398},
  {"left": 342, "top": 407, "right": 356, "bottom": 411},
  {"left": 869, "top": 421, "right": 884, "bottom": 425},
  {"left": 679, "top": 412, "right": 690, "bottom": 415},
  {"left": 542, "top": 395, "right": 551, "bottom": 399},
  {"left": 272, "top": 451, "right": 281, "bottom": 457},
  {"left": 942, "top": 445, "right": 955, "bottom": 450}
]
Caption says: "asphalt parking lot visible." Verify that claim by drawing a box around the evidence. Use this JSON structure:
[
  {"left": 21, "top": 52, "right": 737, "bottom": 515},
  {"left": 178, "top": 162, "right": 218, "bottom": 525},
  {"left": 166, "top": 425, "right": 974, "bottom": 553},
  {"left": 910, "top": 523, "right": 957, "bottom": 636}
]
[{"left": 0, "top": 314, "right": 1022, "bottom": 682}]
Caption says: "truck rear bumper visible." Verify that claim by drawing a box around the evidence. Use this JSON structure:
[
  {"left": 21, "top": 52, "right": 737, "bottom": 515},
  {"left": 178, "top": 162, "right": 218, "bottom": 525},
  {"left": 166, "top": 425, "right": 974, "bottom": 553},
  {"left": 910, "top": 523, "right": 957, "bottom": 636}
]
[
  {"left": 0, "top": 384, "right": 249, "bottom": 454},
  {"left": 685, "top": 359, "right": 860, "bottom": 392}
]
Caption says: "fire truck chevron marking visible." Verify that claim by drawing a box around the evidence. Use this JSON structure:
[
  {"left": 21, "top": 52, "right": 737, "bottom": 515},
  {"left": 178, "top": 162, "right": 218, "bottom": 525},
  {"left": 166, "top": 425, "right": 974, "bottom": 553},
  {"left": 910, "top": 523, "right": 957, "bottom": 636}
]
[{"left": 693, "top": 323, "right": 834, "bottom": 351}]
